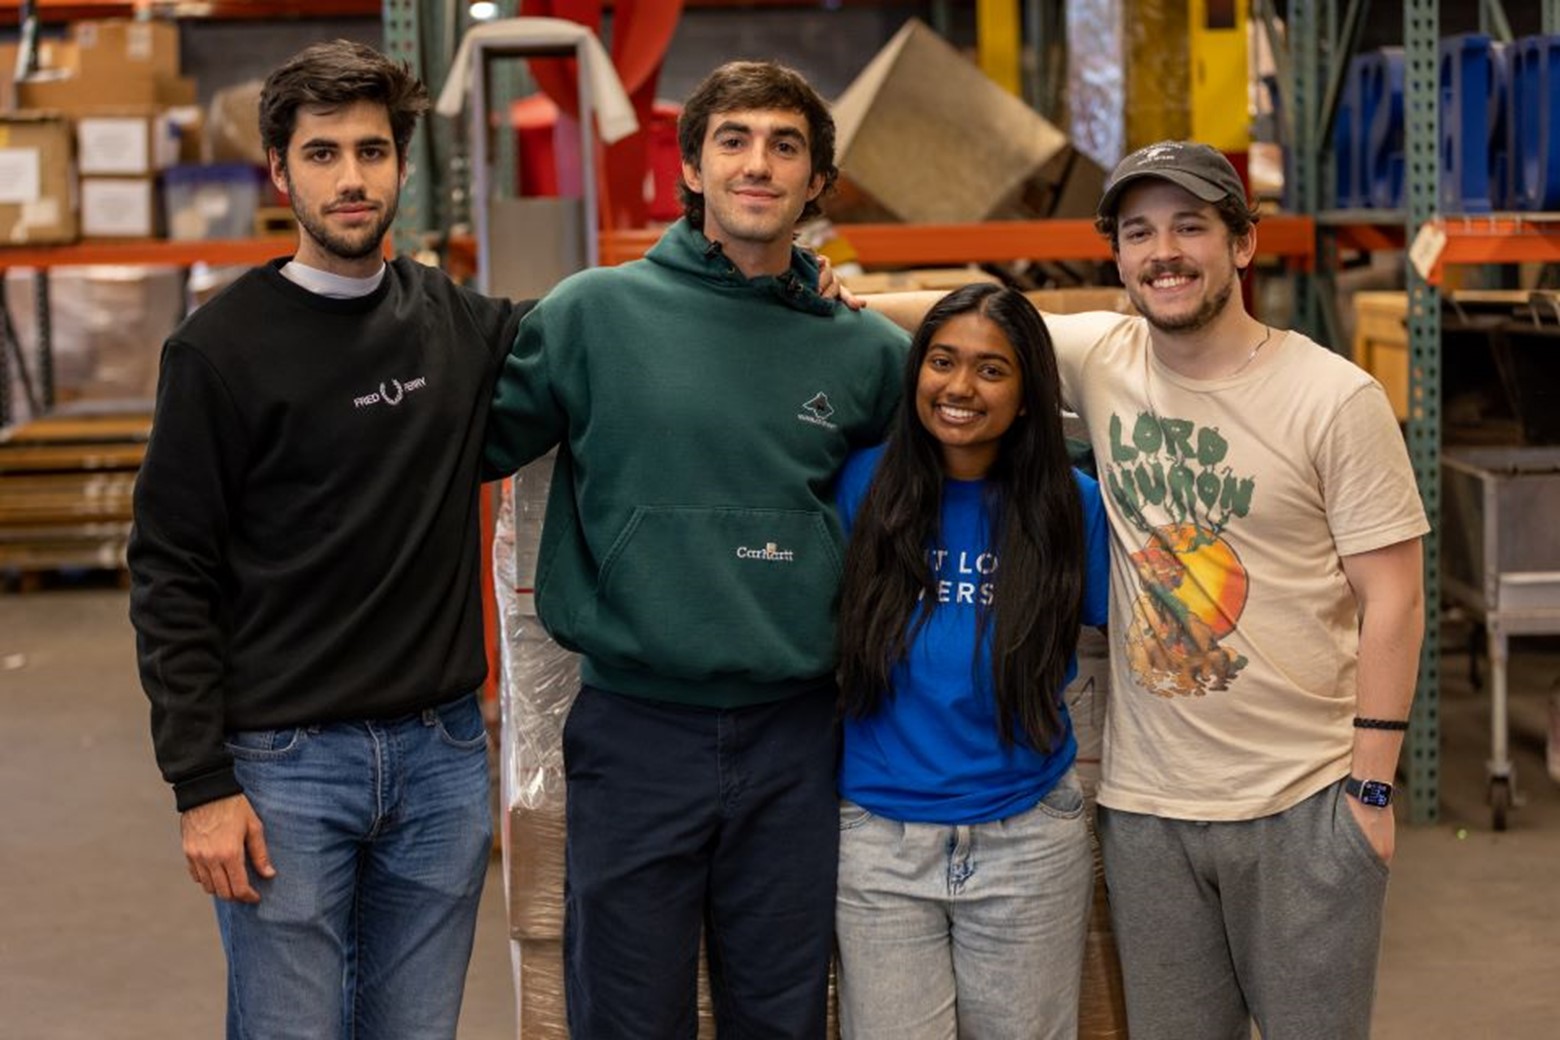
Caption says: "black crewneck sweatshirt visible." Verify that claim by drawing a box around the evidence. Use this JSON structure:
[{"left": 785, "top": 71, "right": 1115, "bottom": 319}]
[{"left": 129, "top": 258, "right": 523, "bottom": 811}]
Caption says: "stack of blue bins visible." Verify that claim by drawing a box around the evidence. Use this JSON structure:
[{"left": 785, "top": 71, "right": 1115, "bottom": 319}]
[{"left": 1332, "top": 33, "right": 1560, "bottom": 213}]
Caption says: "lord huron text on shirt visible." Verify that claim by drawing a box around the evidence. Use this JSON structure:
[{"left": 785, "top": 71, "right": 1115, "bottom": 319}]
[{"left": 1106, "top": 412, "right": 1255, "bottom": 527}]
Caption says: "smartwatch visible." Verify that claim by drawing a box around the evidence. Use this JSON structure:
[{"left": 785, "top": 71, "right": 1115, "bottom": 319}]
[{"left": 1344, "top": 776, "right": 1394, "bottom": 808}]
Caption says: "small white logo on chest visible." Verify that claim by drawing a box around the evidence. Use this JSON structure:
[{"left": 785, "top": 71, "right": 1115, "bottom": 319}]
[{"left": 354, "top": 375, "right": 428, "bottom": 409}]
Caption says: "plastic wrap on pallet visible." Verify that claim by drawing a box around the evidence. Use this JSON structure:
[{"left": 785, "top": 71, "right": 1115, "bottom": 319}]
[
  {"left": 1067, "top": 0, "right": 1190, "bottom": 170},
  {"left": 1065, "top": 0, "right": 1125, "bottom": 169},
  {"left": 495, "top": 463, "right": 576, "bottom": 941},
  {"left": 4, "top": 265, "right": 183, "bottom": 422},
  {"left": 1064, "top": 626, "right": 1110, "bottom": 797},
  {"left": 494, "top": 460, "right": 580, "bottom": 814}
]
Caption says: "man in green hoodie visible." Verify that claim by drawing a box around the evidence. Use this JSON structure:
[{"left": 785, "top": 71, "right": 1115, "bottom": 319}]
[{"left": 485, "top": 60, "right": 909, "bottom": 1037}]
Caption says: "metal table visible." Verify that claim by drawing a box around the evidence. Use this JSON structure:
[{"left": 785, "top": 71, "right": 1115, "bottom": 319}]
[{"left": 1442, "top": 446, "right": 1560, "bottom": 829}]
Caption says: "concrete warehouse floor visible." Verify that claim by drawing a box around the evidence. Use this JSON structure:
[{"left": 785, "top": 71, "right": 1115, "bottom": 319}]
[{"left": 2, "top": 583, "right": 1558, "bottom": 1038}]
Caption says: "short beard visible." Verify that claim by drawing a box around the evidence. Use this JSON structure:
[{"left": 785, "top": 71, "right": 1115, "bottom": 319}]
[
  {"left": 1132, "top": 271, "right": 1236, "bottom": 334},
  {"left": 287, "top": 173, "right": 398, "bottom": 263}
]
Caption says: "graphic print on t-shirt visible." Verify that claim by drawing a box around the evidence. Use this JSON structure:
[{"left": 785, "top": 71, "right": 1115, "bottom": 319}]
[
  {"left": 1105, "top": 410, "right": 1254, "bottom": 698},
  {"left": 924, "top": 546, "right": 998, "bottom": 608}
]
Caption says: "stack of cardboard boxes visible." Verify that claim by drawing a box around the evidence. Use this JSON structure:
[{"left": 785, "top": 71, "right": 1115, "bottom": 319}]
[{"left": 1, "top": 19, "right": 200, "bottom": 242}]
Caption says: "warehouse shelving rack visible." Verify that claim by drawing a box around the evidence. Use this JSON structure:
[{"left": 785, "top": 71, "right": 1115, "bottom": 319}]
[{"left": 1282, "top": 0, "right": 1560, "bottom": 825}]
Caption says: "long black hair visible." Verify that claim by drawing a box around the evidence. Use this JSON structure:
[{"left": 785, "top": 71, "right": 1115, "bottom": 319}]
[{"left": 837, "top": 283, "right": 1085, "bottom": 750}]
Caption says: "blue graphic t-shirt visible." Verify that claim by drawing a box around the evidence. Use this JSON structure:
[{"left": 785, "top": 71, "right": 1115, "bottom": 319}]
[{"left": 837, "top": 444, "right": 1110, "bottom": 824}]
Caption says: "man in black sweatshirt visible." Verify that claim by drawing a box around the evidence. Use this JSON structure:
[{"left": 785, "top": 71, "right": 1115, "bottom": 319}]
[{"left": 127, "top": 41, "right": 522, "bottom": 1039}]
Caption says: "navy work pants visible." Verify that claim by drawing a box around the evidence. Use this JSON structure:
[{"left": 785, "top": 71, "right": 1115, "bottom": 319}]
[{"left": 562, "top": 682, "right": 839, "bottom": 1038}]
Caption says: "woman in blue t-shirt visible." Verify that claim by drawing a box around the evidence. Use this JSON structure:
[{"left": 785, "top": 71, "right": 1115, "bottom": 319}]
[{"left": 833, "top": 283, "right": 1109, "bottom": 1039}]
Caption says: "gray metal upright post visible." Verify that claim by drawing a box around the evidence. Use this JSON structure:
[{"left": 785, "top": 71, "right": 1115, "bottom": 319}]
[{"left": 1404, "top": 0, "right": 1441, "bottom": 824}]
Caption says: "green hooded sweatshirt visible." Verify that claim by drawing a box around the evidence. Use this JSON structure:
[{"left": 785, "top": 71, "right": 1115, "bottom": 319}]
[{"left": 486, "top": 219, "right": 909, "bottom": 707}]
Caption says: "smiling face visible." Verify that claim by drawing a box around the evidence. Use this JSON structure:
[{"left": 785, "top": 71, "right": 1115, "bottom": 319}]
[
  {"left": 915, "top": 311, "right": 1026, "bottom": 480},
  {"left": 680, "top": 107, "right": 825, "bottom": 274},
  {"left": 1113, "top": 179, "right": 1255, "bottom": 335},
  {"left": 269, "top": 100, "right": 405, "bottom": 277}
]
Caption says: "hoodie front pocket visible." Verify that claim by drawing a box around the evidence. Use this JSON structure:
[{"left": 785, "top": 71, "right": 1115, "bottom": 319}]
[{"left": 586, "top": 505, "right": 843, "bottom": 682}]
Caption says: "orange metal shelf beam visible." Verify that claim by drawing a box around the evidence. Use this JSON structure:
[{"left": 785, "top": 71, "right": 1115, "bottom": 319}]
[
  {"left": 1422, "top": 215, "right": 1560, "bottom": 286},
  {"left": 0, "top": 237, "right": 296, "bottom": 269},
  {"left": 0, "top": 1, "right": 381, "bottom": 19},
  {"left": 599, "top": 216, "right": 1318, "bottom": 268},
  {"left": 1, "top": 0, "right": 872, "bottom": 18}
]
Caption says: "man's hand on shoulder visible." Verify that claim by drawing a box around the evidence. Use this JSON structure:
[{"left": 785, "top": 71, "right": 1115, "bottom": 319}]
[
  {"left": 815, "top": 254, "right": 865, "bottom": 311},
  {"left": 181, "top": 793, "right": 275, "bottom": 903}
]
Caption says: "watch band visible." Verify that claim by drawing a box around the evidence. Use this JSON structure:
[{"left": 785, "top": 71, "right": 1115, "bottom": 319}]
[{"left": 1344, "top": 775, "right": 1394, "bottom": 808}]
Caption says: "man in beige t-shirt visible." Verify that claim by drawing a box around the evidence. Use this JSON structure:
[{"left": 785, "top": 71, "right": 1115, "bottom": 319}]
[{"left": 867, "top": 141, "right": 1427, "bottom": 1040}]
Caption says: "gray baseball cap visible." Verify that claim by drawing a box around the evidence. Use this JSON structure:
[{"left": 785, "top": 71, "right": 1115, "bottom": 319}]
[{"left": 1098, "top": 141, "right": 1247, "bottom": 218}]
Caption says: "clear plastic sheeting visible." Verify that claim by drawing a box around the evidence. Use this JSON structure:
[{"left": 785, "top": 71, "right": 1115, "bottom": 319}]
[
  {"left": 1066, "top": 0, "right": 1126, "bottom": 169},
  {"left": 4, "top": 265, "right": 183, "bottom": 422},
  {"left": 494, "top": 457, "right": 578, "bottom": 814}
]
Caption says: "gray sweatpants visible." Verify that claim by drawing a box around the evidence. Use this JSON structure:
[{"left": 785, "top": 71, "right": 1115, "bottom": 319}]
[{"left": 1097, "top": 778, "right": 1389, "bottom": 1040}]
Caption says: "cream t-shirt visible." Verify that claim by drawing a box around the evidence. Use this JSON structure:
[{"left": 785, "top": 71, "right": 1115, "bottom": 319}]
[{"left": 1046, "top": 311, "right": 1429, "bottom": 820}]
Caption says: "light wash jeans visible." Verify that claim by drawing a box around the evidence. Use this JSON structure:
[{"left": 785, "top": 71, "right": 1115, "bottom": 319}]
[
  {"left": 215, "top": 692, "right": 493, "bottom": 1040},
  {"left": 835, "top": 770, "right": 1093, "bottom": 1040}
]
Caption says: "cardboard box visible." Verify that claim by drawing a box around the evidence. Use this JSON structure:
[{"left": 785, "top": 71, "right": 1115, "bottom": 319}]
[
  {"left": 80, "top": 176, "right": 162, "bottom": 239},
  {"left": 72, "top": 20, "right": 181, "bottom": 82},
  {"left": 16, "top": 20, "right": 191, "bottom": 116},
  {"left": 842, "top": 268, "right": 1001, "bottom": 295},
  {"left": 1025, "top": 287, "right": 1138, "bottom": 316},
  {"left": 18, "top": 70, "right": 196, "bottom": 113},
  {"left": 829, "top": 18, "right": 1068, "bottom": 224},
  {"left": 0, "top": 39, "right": 77, "bottom": 111},
  {"left": 0, "top": 113, "right": 77, "bottom": 245},
  {"left": 1063, "top": 626, "right": 1110, "bottom": 798},
  {"left": 516, "top": 940, "right": 569, "bottom": 1039},
  {"left": 76, "top": 109, "right": 182, "bottom": 175},
  {"left": 1013, "top": 145, "right": 1110, "bottom": 221},
  {"left": 506, "top": 804, "right": 566, "bottom": 940}
]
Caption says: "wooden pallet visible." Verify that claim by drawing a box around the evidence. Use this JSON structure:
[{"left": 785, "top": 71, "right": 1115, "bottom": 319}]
[{"left": 0, "top": 412, "right": 148, "bottom": 589}]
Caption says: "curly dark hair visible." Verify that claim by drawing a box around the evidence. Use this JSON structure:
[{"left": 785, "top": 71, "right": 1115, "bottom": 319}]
[
  {"left": 260, "top": 40, "right": 429, "bottom": 170},
  {"left": 676, "top": 60, "right": 838, "bottom": 230}
]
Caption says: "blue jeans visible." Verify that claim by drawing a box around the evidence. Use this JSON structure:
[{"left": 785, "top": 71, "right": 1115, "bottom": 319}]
[
  {"left": 562, "top": 683, "right": 840, "bottom": 1039},
  {"left": 835, "top": 771, "right": 1093, "bottom": 1040},
  {"left": 216, "top": 692, "right": 493, "bottom": 1040}
]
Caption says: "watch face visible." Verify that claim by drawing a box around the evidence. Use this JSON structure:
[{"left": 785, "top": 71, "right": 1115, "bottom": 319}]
[{"left": 1358, "top": 780, "right": 1393, "bottom": 808}]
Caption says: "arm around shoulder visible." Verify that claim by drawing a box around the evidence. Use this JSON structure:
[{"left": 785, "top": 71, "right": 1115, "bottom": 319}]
[{"left": 484, "top": 303, "right": 569, "bottom": 479}]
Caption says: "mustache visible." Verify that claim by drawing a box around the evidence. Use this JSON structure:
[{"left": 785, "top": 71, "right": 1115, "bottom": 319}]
[
  {"left": 325, "top": 192, "right": 375, "bottom": 212},
  {"left": 1142, "top": 261, "right": 1196, "bottom": 282}
]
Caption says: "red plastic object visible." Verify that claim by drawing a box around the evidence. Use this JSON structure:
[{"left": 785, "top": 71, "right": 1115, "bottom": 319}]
[{"left": 517, "top": 0, "right": 684, "bottom": 228}]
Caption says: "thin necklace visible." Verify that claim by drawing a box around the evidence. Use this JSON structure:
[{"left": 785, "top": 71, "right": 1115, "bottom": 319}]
[
  {"left": 1226, "top": 324, "right": 1273, "bottom": 377},
  {"left": 1142, "top": 324, "right": 1274, "bottom": 428}
]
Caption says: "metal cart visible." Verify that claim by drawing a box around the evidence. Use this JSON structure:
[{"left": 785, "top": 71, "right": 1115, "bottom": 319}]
[{"left": 1442, "top": 446, "right": 1560, "bottom": 830}]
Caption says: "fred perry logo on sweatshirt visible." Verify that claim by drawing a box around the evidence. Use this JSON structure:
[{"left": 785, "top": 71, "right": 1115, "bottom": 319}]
[
  {"left": 796, "top": 391, "right": 837, "bottom": 430},
  {"left": 354, "top": 375, "right": 428, "bottom": 409}
]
